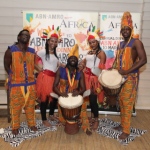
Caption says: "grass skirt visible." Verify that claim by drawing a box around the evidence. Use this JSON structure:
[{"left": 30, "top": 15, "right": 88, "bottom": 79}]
[
  {"left": 84, "top": 72, "right": 104, "bottom": 103},
  {"left": 36, "top": 71, "right": 55, "bottom": 102}
]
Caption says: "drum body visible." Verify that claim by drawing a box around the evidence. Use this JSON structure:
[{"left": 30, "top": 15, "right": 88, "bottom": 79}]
[
  {"left": 58, "top": 93, "right": 83, "bottom": 134},
  {"left": 98, "top": 69, "right": 123, "bottom": 106},
  {"left": 102, "top": 87, "right": 121, "bottom": 106},
  {"left": 102, "top": 86, "right": 121, "bottom": 96},
  {"left": 60, "top": 106, "right": 82, "bottom": 121}
]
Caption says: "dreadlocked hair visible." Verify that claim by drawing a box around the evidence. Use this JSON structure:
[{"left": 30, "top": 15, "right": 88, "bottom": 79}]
[{"left": 66, "top": 57, "right": 78, "bottom": 70}]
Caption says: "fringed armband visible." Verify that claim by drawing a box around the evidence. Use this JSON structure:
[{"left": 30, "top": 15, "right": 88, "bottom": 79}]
[{"left": 98, "top": 63, "right": 105, "bottom": 70}]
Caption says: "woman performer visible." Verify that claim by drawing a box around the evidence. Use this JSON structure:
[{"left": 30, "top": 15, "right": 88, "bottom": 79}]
[
  {"left": 79, "top": 27, "right": 106, "bottom": 130},
  {"left": 35, "top": 26, "right": 62, "bottom": 127}
]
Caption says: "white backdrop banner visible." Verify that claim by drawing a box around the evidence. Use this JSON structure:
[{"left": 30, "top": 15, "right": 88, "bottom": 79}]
[
  {"left": 23, "top": 11, "right": 98, "bottom": 63},
  {"left": 99, "top": 12, "right": 141, "bottom": 69},
  {"left": 23, "top": 11, "right": 141, "bottom": 114}
]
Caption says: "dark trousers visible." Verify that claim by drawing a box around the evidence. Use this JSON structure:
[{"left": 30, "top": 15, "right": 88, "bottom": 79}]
[
  {"left": 49, "top": 98, "right": 58, "bottom": 115},
  {"left": 89, "top": 94, "right": 99, "bottom": 118},
  {"left": 40, "top": 98, "right": 58, "bottom": 121}
]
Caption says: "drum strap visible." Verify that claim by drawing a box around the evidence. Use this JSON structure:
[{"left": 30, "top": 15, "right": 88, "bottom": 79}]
[{"left": 93, "top": 50, "right": 100, "bottom": 67}]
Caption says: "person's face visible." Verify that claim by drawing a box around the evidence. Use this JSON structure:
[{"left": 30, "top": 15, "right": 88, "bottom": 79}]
[
  {"left": 19, "top": 31, "right": 30, "bottom": 44},
  {"left": 121, "top": 26, "right": 132, "bottom": 39},
  {"left": 48, "top": 37, "right": 58, "bottom": 49},
  {"left": 68, "top": 56, "right": 78, "bottom": 67},
  {"left": 88, "top": 39, "right": 99, "bottom": 50}
]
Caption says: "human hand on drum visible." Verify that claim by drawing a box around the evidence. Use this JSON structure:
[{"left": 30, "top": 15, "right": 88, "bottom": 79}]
[
  {"left": 60, "top": 92, "right": 68, "bottom": 97},
  {"left": 107, "top": 67, "right": 113, "bottom": 70},
  {"left": 118, "top": 69, "right": 128, "bottom": 75},
  {"left": 72, "top": 90, "right": 80, "bottom": 97}
]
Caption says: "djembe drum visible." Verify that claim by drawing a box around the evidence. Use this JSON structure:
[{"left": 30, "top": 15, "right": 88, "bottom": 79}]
[
  {"left": 98, "top": 69, "right": 125, "bottom": 107},
  {"left": 58, "top": 93, "right": 83, "bottom": 135}
]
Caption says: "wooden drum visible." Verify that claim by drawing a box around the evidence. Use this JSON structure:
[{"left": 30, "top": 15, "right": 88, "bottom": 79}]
[
  {"left": 58, "top": 93, "right": 83, "bottom": 134},
  {"left": 98, "top": 69, "right": 125, "bottom": 106}
]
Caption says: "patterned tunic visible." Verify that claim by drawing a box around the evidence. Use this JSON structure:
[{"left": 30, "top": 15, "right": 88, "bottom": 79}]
[{"left": 8, "top": 45, "right": 36, "bottom": 130}]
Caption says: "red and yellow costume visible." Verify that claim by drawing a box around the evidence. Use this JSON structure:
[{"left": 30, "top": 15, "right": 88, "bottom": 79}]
[
  {"left": 36, "top": 26, "right": 61, "bottom": 102},
  {"left": 84, "top": 27, "right": 105, "bottom": 104},
  {"left": 36, "top": 54, "right": 58, "bottom": 102},
  {"left": 8, "top": 45, "right": 36, "bottom": 130}
]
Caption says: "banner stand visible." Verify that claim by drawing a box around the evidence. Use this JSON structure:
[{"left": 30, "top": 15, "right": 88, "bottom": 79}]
[{"left": 22, "top": 109, "right": 136, "bottom": 117}]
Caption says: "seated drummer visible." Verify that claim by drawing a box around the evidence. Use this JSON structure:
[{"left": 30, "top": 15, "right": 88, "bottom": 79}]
[{"left": 53, "top": 44, "right": 92, "bottom": 136}]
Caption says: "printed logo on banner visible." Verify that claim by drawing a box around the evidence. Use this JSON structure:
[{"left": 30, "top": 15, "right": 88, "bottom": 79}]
[
  {"left": 23, "top": 11, "right": 98, "bottom": 64},
  {"left": 102, "top": 15, "right": 107, "bottom": 21},
  {"left": 26, "top": 13, "right": 33, "bottom": 23}
]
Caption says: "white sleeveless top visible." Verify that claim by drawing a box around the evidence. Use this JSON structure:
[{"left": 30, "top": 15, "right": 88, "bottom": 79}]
[
  {"left": 85, "top": 54, "right": 100, "bottom": 69},
  {"left": 37, "top": 49, "right": 59, "bottom": 72}
]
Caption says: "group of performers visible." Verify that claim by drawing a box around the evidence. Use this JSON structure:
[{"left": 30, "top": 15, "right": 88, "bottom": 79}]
[{"left": 3, "top": 11, "right": 147, "bottom": 140}]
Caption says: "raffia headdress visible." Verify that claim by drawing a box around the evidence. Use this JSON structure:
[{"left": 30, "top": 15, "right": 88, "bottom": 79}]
[
  {"left": 68, "top": 44, "right": 79, "bottom": 59},
  {"left": 43, "top": 25, "right": 61, "bottom": 39},
  {"left": 87, "top": 26, "right": 104, "bottom": 41}
]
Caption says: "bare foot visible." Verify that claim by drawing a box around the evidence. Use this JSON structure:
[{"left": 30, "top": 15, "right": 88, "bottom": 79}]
[
  {"left": 42, "top": 120, "right": 51, "bottom": 127},
  {"left": 85, "top": 128, "right": 92, "bottom": 136},
  {"left": 119, "top": 132, "right": 130, "bottom": 140},
  {"left": 113, "top": 125, "right": 122, "bottom": 131},
  {"left": 30, "top": 126, "right": 38, "bottom": 132},
  {"left": 92, "top": 119, "right": 99, "bottom": 131},
  {"left": 49, "top": 115, "right": 58, "bottom": 122},
  {"left": 12, "top": 129, "right": 19, "bottom": 135},
  {"left": 88, "top": 117, "right": 95, "bottom": 124}
]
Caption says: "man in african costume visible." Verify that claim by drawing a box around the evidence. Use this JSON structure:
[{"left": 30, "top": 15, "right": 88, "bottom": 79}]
[
  {"left": 53, "top": 44, "right": 92, "bottom": 135},
  {"left": 4, "top": 29, "right": 37, "bottom": 135},
  {"left": 112, "top": 12, "right": 147, "bottom": 139}
]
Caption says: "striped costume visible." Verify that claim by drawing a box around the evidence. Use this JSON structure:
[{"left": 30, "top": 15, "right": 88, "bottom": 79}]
[
  {"left": 8, "top": 45, "right": 36, "bottom": 130},
  {"left": 58, "top": 67, "right": 90, "bottom": 132},
  {"left": 113, "top": 38, "right": 139, "bottom": 134}
]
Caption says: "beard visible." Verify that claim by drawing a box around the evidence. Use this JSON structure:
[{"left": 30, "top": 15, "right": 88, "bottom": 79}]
[
  {"left": 67, "top": 58, "right": 78, "bottom": 69},
  {"left": 69, "top": 61, "right": 78, "bottom": 67}
]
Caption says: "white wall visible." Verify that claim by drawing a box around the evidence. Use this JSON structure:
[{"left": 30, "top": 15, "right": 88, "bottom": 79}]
[
  {"left": 136, "top": 0, "right": 150, "bottom": 109},
  {"left": 0, "top": 0, "right": 149, "bottom": 109}
]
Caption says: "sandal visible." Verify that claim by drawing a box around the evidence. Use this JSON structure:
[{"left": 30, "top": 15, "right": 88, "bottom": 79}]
[
  {"left": 92, "top": 118, "right": 99, "bottom": 131},
  {"left": 42, "top": 120, "right": 51, "bottom": 127}
]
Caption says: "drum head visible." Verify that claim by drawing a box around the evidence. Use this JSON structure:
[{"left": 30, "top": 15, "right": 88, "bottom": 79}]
[
  {"left": 50, "top": 93, "right": 59, "bottom": 99},
  {"left": 98, "top": 69, "right": 122, "bottom": 89},
  {"left": 83, "top": 89, "right": 91, "bottom": 98},
  {"left": 58, "top": 93, "right": 83, "bottom": 109}
]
